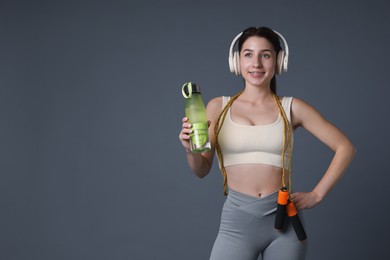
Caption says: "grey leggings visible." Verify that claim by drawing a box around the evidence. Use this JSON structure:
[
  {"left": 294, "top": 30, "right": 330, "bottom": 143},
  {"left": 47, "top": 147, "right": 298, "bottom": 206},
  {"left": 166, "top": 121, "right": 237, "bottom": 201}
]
[{"left": 209, "top": 189, "right": 307, "bottom": 260}]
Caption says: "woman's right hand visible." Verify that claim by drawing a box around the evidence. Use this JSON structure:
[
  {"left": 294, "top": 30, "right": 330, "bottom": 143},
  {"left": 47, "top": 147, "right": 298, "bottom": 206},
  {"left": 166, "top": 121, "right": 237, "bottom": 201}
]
[
  {"left": 179, "top": 117, "right": 192, "bottom": 152},
  {"left": 179, "top": 117, "right": 213, "bottom": 178}
]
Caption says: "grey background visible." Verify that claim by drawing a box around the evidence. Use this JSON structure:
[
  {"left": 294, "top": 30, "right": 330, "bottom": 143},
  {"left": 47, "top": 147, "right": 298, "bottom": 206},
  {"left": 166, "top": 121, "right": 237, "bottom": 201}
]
[{"left": 1, "top": 0, "right": 389, "bottom": 259}]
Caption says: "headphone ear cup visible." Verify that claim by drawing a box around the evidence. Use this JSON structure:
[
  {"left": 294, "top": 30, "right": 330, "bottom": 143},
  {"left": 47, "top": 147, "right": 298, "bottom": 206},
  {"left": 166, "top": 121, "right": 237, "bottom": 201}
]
[
  {"left": 229, "top": 51, "right": 240, "bottom": 75},
  {"left": 276, "top": 50, "right": 285, "bottom": 74},
  {"left": 233, "top": 51, "right": 240, "bottom": 75},
  {"left": 229, "top": 54, "right": 235, "bottom": 74}
]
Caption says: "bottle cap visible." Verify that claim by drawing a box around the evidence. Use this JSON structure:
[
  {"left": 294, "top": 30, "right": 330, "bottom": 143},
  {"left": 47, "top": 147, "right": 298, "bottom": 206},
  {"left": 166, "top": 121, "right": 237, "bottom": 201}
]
[{"left": 182, "top": 82, "right": 201, "bottom": 98}]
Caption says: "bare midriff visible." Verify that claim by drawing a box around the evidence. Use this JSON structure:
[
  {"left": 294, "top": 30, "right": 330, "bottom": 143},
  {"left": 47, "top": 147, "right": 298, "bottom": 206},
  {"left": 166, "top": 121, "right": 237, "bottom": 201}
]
[{"left": 226, "top": 164, "right": 283, "bottom": 198}]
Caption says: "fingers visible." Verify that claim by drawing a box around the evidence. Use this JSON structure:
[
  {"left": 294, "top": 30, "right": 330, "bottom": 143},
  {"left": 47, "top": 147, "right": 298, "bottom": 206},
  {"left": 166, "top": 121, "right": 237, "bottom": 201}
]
[
  {"left": 289, "top": 192, "right": 318, "bottom": 210},
  {"left": 289, "top": 192, "right": 298, "bottom": 202},
  {"left": 181, "top": 117, "right": 192, "bottom": 134},
  {"left": 289, "top": 192, "right": 304, "bottom": 210},
  {"left": 179, "top": 128, "right": 192, "bottom": 140},
  {"left": 181, "top": 117, "right": 191, "bottom": 130},
  {"left": 179, "top": 117, "right": 192, "bottom": 142}
]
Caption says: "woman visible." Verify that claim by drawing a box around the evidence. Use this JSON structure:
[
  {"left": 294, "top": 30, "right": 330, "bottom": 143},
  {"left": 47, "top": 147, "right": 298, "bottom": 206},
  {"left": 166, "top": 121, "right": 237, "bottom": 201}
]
[{"left": 178, "top": 27, "right": 356, "bottom": 260}]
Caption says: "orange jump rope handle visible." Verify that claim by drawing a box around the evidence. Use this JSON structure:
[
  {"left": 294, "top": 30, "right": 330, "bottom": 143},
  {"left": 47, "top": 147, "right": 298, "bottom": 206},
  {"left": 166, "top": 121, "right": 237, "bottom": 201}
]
[
  {"left": 274, "top": 188, "right": 289, "bottom": 230},
  {"left": 286, "top": 201, "right": 307, "bottom": 241}
]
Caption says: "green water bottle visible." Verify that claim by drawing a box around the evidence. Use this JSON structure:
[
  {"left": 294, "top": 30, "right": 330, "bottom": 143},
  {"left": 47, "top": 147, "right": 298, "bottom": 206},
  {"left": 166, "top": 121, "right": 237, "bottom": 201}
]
[{"left": 182, "top": 82, "right": 211, "bottom": 153}]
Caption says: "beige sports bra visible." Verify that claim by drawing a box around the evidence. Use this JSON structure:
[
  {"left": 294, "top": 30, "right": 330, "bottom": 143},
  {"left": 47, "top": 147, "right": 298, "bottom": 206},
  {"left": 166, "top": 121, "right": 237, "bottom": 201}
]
[{"left": 217, "top": 96, "right": 293, "bottom": 169}]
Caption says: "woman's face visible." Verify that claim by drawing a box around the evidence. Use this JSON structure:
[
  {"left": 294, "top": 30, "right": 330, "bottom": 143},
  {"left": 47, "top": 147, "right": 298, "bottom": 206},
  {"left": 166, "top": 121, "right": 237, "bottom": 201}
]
[{"left": 239, "top": 36, "right": 277, "bottom": 88}]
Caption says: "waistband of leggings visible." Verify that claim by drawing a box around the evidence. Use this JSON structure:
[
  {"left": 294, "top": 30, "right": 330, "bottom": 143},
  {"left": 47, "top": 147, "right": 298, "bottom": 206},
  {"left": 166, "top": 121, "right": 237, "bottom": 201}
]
[{"left": 227, "top": 188, "right": 279, "bottom": 207}]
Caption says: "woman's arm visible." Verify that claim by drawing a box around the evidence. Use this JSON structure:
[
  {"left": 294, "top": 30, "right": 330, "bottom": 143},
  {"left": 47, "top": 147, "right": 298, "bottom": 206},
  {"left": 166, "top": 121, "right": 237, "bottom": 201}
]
[
  {"left": 289, "top": 98, "right": 356, "bottom": 209},
  {"left": 178, "top": 97, "right": 222, "bottom": 178}
]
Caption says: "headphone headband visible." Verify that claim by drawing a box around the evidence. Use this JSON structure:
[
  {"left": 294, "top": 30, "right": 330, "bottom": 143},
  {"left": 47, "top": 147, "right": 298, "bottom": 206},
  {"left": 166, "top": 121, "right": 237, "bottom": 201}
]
[{"left": 228, "top": 28, "right": 289, "bottom": 75}]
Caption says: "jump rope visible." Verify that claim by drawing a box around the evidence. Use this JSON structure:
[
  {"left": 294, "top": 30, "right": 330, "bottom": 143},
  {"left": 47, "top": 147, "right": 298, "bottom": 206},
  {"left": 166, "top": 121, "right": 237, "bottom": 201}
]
[{"left": 214, "top": 90, "right": 307, "bottom": 241}]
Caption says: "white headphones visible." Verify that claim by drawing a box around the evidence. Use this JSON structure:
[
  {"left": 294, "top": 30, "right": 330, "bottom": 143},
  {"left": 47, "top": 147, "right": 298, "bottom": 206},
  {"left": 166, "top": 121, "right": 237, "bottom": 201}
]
[{"left": 228, "top": 29, "right": 289, "bottom": 76}]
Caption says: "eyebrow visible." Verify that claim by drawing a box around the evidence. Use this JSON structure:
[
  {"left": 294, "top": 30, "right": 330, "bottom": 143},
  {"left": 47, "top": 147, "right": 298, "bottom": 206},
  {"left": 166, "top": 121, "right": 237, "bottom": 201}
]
[{"left": 242, "top": 49, "right": 272, "bottom": 52}]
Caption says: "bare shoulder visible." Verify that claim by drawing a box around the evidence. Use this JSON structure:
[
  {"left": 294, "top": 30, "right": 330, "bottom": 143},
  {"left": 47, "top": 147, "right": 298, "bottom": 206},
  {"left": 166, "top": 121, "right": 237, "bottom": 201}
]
[
  {"left": 207, "top": 96, "right": 223, "bottom": 108},
  {"left": 291, "top": 97, "right": 312, "bottom": 109},
  {"left": 206, "top": 96, "right": 223, "bottom": 119},
  {"left": 291, "top": 97, "right": 321, "bottom": 114},
  {"left": 291, "top": 97, "right": 325, "bottom": 128}
]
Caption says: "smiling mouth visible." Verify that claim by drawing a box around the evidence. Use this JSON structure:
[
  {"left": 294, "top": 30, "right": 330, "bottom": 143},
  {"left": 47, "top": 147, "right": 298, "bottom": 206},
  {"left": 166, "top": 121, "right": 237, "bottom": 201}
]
[{"left": 249, "top": 71, "right": 265, "bottom": 76}]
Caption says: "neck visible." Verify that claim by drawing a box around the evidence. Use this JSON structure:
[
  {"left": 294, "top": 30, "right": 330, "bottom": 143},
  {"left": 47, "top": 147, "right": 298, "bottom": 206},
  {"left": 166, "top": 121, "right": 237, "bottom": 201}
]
[{"left": 241, "top": 84, "right": 275, "bottom": 102}]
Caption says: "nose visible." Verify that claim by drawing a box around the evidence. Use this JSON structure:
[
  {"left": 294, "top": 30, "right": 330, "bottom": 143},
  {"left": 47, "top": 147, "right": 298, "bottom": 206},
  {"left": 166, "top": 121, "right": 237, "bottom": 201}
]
[{"left": 253, "top": 56, "right": 263, "bottom": 68}]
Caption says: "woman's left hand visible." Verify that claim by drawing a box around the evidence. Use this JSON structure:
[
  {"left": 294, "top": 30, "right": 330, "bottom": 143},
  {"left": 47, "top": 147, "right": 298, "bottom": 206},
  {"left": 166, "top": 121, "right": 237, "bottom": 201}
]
[{"left": 289, "top": 191, "right": 323, "bottom": 210}]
